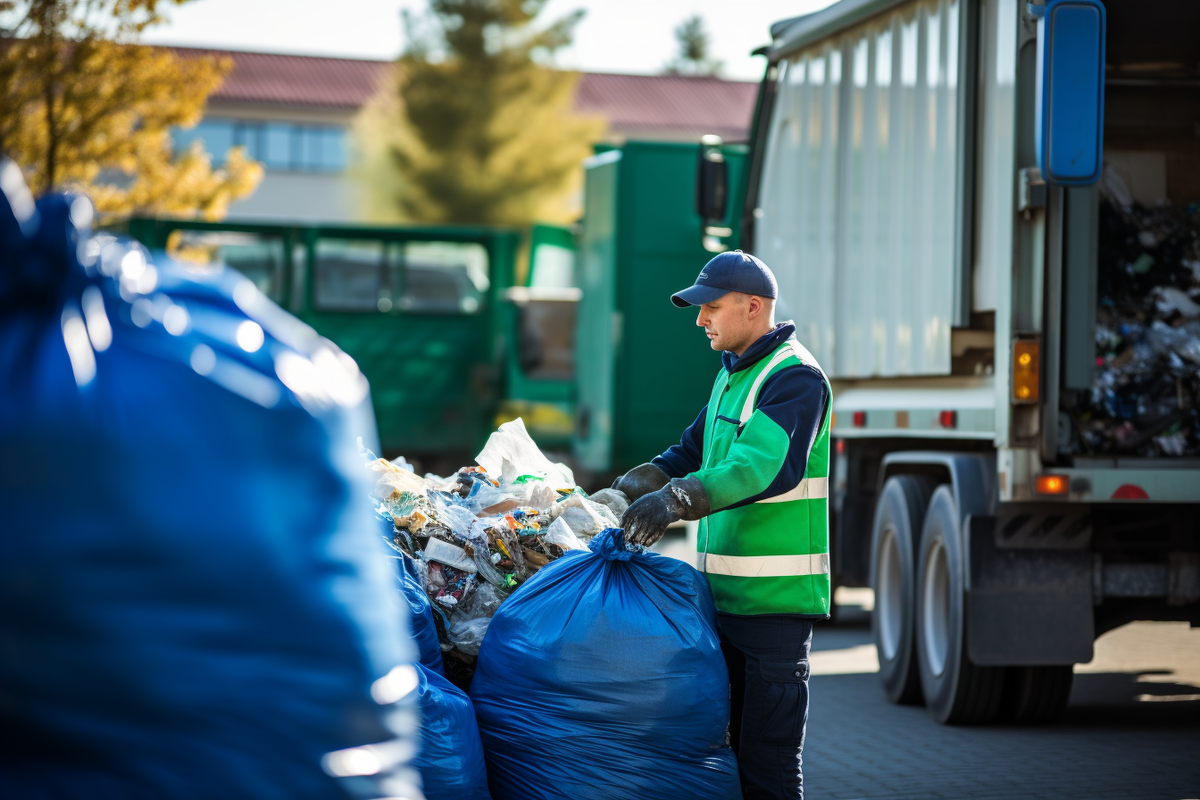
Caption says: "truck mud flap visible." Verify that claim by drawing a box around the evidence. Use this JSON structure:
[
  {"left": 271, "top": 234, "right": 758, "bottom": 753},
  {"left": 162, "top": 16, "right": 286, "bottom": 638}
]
[{"left": 965, "top": 516, "right": 1094, "bottom": 665}]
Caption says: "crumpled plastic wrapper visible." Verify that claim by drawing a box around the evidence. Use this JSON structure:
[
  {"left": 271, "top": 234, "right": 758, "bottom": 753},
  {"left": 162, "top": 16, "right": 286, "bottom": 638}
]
[
  {"left": 588, "top": 487, "right": 631, "bottom": 518},
  {"left": 550, "top": 492, "right": 621, "bottom": 539}
]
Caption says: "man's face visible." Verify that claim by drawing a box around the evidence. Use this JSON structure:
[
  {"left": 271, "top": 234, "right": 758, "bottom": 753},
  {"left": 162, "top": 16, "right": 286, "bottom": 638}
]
[{"left": 696, "top": 294, "right": 752, "bottom": 353}]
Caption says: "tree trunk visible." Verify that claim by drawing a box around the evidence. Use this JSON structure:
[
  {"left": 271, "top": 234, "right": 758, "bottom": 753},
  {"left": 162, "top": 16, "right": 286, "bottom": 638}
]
[{"left": 43, "top": 69, "right": 57, "bottom": 192}]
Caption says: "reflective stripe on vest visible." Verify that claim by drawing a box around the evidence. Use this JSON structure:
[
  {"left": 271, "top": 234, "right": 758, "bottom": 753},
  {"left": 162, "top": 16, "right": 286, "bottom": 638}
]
[
  {"left": 739, "top": 340, "right": 804, "bottom": 424},
  {"left": 740, "top": 339, "right": 828, "bottom": 505},
  {"left": 758, "top": 476, "right": 828, "bottom": 503},
  {"left": 700, "top": 552, "right": 830, "bottom": 578}
]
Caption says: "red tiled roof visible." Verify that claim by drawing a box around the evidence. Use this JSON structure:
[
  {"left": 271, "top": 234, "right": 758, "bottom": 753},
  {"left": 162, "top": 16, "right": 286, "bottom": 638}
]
[
  {"left": 173, "top": 47, "right": 758, "bottom": 139},
  {"left": 173, "top": 47, "right": 392, "bottom": 110},
  {"left": 576, "top": 72, "right": 757, "bottom": 141}
]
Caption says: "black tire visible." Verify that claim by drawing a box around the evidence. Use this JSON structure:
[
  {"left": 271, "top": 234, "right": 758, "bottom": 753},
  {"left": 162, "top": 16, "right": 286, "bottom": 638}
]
[
  {"left": 916, "top": 486, "right": 1006, "bottom": 724},
  {"left": 870, "top": 474, "right": 937, "bottom": 705},
  {"left": 1002, "top": 665, "right": 1074, "bottom": 724}
]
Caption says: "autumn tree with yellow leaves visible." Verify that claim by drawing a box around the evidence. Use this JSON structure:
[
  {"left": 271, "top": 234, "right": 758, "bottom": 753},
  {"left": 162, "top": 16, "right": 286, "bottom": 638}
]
[
  {"left": 0, "top": 0, "right": 261, "bottom": 220},
  {"left": 384, "top": 0, "right": 604, "bottom": 226}
]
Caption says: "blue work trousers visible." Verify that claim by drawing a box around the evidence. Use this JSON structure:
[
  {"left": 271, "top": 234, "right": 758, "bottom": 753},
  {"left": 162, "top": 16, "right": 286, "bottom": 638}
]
[{"left": 718, "top": 613, "right": 814, "bottom": 800}]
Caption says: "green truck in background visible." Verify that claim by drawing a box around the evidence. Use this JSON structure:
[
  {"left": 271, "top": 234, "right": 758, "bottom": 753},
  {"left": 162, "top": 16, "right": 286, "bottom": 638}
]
[
  {"left": 573, "top": 140, "right": 748, "bottom": 479},
  {"left": 127, "top": 217, "right": 532, "bottom": 470},
  {"left": 124, "top": 140, "right": 745, "bottom": 474}
]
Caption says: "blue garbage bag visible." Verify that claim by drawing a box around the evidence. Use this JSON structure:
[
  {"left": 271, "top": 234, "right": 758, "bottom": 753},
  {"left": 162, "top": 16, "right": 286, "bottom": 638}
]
[
  {"left": 0, "top": 166, "right": 420, "bottom": 800},
  {"left": 414, "top": 663, "right": 491, "bottom": 799},
  {"left": 391, "top": 537, "right": 446, "bottom": 676},
  {"left": 470, "top": 528, "right": 741, "bottom": 800}
]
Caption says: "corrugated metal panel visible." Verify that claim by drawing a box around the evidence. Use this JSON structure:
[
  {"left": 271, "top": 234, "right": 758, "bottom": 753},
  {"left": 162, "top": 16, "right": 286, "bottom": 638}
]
[
  {"left": 757, "top": 0, "right": 962, "bottom": 378},
  {"left": 972, "top": 0, "right": 1018, "bottom": 313}
]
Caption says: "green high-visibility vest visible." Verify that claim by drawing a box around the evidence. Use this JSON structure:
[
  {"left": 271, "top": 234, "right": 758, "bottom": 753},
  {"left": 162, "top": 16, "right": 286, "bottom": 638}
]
[{"left": 691, "top": 338, "right": 832, "bottom": 617}]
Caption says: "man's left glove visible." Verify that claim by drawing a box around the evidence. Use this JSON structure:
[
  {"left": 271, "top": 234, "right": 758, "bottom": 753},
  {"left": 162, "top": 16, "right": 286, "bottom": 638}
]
[{"left": 621, "top": 476, "right": 711, "bottom": 546}]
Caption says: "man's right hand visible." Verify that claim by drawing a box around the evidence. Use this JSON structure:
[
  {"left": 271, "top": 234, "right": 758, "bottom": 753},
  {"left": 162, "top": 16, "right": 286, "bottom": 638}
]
[{"left": 611, "top": 463, "right": 670, "bottom": 503}]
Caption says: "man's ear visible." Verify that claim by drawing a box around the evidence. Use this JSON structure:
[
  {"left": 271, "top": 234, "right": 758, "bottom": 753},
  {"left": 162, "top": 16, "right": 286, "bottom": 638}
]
[{"left": 748, "top": 295, "right": 763, "bottom": 319}]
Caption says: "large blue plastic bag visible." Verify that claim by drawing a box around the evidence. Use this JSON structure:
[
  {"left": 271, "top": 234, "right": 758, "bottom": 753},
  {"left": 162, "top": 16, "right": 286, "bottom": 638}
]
[
  {"left": 469, "top": 528, "right": 741, "bottom": 800},
  {"left": 414, "top": 663, "right": 491, "bottom": 799},
  {"left": 392, "top": 539, "right": 446, "bottom": 675},
  {"left": 0, "top": 168, "right": 421, "bottom": 800}
]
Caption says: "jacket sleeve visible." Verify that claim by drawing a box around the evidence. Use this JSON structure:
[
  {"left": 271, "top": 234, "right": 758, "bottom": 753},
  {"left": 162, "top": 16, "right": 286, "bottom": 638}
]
[
  {"left": 652, "top": 404, "right": 707, "bottom": 479},
  {"left": 688, "top": 365, "right": 827, "bottom": 512}
]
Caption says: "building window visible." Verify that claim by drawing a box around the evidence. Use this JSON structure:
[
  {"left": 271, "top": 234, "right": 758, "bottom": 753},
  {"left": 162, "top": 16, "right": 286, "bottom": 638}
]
[
  {"left": 174, "top": 119, "right": 236, "bottom": 158},
  {"left": 262, "top": 123, "right": 293, "bottom": 169},
  {"left": 174, "top": 117, "right": 348, "bottom": 173}
]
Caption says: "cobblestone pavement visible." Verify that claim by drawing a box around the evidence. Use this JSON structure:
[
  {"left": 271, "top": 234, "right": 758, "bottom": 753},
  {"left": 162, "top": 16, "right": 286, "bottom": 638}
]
[
  {"left": 650, "top": 531, "right": 1200, "bottom": 799},
  {"left": 804, "top": 592, "right": 1200, "bottom": 800}
]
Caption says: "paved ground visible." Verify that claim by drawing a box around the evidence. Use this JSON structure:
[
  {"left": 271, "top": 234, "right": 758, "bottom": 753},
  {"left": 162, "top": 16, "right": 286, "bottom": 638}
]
[
  {"left": 652, "top": 529, "right": 1200, "bottom": 799},
  {"left": 803, "top": 590, "right": 1200, "bottom": 800}
]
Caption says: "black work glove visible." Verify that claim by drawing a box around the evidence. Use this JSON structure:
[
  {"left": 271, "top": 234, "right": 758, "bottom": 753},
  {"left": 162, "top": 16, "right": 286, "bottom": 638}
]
[
  {"left": 611, "top": 462, "right": 671, "bottom": 503},
  {"left": 621, "top": 476, "right": 711, "bottom": 547}
]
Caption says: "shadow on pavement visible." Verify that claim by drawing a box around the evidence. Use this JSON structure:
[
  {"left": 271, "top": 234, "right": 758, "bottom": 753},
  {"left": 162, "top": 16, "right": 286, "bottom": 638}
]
[
  {"left": 1067, "top": 671, "right": 1200, "bottom": 727},
  {"left": 806, "top": 671, "right": 1200, "bottom": 800}
]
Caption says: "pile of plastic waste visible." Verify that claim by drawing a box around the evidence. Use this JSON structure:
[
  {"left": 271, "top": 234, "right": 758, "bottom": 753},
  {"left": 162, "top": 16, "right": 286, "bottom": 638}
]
[
  {"left": 364, "top": 419, "right": 629, "bottom": 684},
  {"left": 1073, "top": 175, "right": 1200, "bottom": 457}
]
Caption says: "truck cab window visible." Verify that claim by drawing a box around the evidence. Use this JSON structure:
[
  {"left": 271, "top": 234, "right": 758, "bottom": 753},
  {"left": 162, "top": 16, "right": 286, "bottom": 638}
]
[
  {"left": 313, "top": 238, "right": 488, "bottom": 314},
  {"left": 166, "top": 230, "right": 285, "bottom": 303}
]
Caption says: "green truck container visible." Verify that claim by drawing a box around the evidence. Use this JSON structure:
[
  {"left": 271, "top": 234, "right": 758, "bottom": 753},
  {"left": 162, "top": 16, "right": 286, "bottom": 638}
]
[
  {"left": 573, "top": 140, "right": 747, "bottom": 479},
  {"left": 125, "top": 217, "right": 572, "bottom": 468}
]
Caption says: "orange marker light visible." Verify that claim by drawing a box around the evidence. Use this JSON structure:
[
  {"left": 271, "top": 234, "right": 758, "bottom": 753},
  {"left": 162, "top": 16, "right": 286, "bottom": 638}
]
[
  {"left": 1012, "top": 339, "right": 1040, "bottom": 404},
  {"left": 1035, "top": 474, "right": 1068, "bottom": 495}
]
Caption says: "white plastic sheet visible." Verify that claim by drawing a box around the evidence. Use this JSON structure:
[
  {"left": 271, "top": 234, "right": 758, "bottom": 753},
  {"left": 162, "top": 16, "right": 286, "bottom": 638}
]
[{"left": 475, "top": 418, "right": 574, "bottom": 489}]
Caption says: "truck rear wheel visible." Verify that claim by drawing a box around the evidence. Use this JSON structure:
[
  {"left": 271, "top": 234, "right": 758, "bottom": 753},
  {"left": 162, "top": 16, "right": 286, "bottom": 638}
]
[
  {"left": 870, "top": 474, "right": 936, "bottom": 705},
  {"left": 916, "top": 486, "right": 1006, "bottom": 724},
  {"left": 1002, "top": 665, "right": 1074, "bottom": 724}
]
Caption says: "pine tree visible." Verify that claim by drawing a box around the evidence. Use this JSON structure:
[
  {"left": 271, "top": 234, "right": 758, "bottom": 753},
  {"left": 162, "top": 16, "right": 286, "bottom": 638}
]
[
  {"left": 385, "top": 0, "right": 604, "bottom": 226},
  {"left": 0, "top": 0, "right": 262, "bottom": 219},
  {"left": 665, "top": 15, "right": 723, "bottom": 77}
]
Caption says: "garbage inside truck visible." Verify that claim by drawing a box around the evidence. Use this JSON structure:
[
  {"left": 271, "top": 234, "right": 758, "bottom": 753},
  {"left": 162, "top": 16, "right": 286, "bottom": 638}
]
[{"left": 1070, "top": 170, "right": 1200, "bottom": 457}]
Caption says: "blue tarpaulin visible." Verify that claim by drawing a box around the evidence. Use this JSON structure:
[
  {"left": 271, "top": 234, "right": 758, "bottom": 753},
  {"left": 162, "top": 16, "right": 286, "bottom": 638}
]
[{"left": 470, "top": 528, "right": 741, "bottom": 800}]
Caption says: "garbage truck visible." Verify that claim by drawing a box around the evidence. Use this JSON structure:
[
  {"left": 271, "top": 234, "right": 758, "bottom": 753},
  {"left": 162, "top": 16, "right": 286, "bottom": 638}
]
[{"left": 692, "top": 0, "right": 1200, "bottom": 723}]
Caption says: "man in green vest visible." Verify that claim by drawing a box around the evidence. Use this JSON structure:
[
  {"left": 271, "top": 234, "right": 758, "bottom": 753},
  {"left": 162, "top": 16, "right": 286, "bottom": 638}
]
[{"left": 616, "top": 250, "right": 831, "bottom": 800}]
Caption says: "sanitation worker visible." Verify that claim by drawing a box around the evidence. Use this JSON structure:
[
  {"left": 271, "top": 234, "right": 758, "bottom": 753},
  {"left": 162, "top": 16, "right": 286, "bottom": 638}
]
[{"left": 615, "top": 249, "right": 831, "bottom": 800}]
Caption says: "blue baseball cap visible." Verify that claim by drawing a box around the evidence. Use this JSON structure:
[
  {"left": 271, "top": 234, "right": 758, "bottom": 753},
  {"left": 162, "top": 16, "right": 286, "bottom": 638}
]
[{"left": 670, "top": 250, "right": 778, "bottom": 308}]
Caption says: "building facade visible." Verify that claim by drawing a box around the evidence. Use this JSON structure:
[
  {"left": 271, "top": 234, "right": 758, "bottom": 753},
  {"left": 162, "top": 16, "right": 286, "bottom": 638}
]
[{"left": 173, "top": 47, "right": 758, "bottom": 224}]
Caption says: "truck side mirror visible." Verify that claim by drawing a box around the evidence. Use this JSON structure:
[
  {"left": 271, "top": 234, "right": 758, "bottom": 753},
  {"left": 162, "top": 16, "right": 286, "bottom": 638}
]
[
  {"left": 695, "top": 135, "right": 728, "bottom": 223},
  {"left": 1034, "top": 0, "right": 1106, "bottom": 185}
]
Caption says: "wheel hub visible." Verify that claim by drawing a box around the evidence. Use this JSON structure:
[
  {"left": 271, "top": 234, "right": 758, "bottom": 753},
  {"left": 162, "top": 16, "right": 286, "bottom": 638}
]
[
  {"left": 922, "top": 540, "right": 951, "bottom": 678},
  {"left": 878, "top": 525, "right": 903, "bottom": 661}
]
